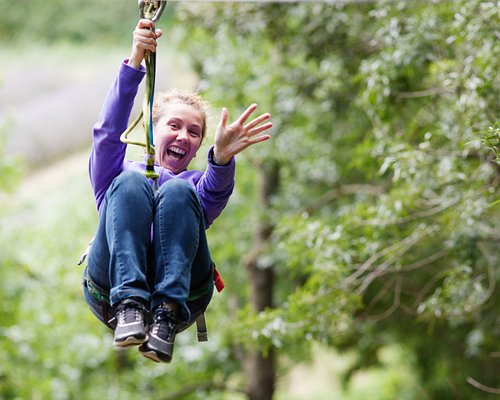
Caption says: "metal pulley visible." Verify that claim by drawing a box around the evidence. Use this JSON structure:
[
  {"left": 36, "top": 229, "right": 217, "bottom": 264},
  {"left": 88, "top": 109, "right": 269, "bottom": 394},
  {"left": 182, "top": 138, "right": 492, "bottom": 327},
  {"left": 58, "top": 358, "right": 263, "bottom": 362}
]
[{"left": 138, "top": 0, "right": 167, "bottom": 22}]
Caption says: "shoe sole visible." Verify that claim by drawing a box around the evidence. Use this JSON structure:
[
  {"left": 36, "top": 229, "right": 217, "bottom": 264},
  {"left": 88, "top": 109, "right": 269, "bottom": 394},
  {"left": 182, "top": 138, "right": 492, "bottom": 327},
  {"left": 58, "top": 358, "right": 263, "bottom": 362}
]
[
  {"left": 139, "top": 345, "right": 172, "bottom": 363},
  {"left": 113, "top": 335, "right": 148, "bottom": 348},
  {"left": 140, "top": 349, "right": 162, "bottom": 363}
]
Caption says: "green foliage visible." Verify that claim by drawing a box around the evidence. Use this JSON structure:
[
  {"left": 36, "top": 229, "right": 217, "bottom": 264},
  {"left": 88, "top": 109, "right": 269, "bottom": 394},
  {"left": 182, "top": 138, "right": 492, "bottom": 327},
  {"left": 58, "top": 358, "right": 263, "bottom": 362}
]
[
  {"left": 176, "top": 1, "right": 499, "bottom": 398},
  {"left": 0, "top": 0, "right": 175, "bottom": 44},
  {"left": 1, "top": 1, "right": 499, "bottom": 398},
  {"left": 480, "top": 121, "right": 500, "bottom": 164},
  {"left": 0, "top": 122, "right": 23, "bottom": 193}
]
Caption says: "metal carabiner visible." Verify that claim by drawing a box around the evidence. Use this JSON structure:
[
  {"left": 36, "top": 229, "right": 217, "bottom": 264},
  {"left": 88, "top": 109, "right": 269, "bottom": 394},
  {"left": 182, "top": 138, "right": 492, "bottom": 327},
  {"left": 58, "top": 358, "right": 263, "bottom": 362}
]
[{"left": 138, "top": 0, "right": 167, "bottom": 23}]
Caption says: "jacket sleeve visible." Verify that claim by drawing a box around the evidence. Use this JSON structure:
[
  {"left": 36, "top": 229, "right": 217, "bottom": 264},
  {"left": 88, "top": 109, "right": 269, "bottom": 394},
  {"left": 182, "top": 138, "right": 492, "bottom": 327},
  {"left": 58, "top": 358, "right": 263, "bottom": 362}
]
[
  {"left": 197, "top": 146, "right": 236, "bottom": 228},
  {"left": 89, "top": 61, "right": 145, "bottom": 211}
]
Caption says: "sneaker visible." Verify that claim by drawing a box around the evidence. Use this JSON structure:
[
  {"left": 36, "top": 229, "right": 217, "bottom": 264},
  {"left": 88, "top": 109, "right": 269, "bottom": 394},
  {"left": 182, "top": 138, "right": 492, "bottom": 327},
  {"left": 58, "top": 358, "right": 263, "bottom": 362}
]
[
  {"left": 139, "top": 303, "right": 178, "bottom": 363},
  {"left": 113, "top": 298, "right": 148, "bottom": 348}
]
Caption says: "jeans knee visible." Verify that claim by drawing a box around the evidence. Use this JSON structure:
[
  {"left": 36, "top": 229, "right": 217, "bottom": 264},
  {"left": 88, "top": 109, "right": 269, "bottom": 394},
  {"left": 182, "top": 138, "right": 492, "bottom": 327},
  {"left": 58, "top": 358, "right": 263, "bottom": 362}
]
[
  {"left": 109, "top": 171, "right": 152, "bottom": 198},
  {"left": 157, "top": 179, "right": 198, "bottom": 206},
  {"left": 157, "top": 179, "right": 201, "bottom": 210}
]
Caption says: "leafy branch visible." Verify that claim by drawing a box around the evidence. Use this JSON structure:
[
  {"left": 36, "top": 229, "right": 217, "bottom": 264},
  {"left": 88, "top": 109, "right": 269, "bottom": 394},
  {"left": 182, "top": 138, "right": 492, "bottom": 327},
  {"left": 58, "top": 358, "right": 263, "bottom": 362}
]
[{"left": 480, "top": 122, "right": 500, "bottom": 165}]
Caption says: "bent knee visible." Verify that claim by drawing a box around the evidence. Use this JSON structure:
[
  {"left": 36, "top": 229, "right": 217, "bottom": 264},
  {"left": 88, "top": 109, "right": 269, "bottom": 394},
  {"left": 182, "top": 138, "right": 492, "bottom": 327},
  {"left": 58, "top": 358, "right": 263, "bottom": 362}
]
[
  {"left": 109, "top": 171, "right": 152, "bottom": 197},
  {"left": 158, "top": 179, "right": 197, "bottom": 203},
  {"left": 115, "top": 170, "right": 149, "bottom": 185},
  {"left": 161, "top": 179, "right": 194, "bottom": 193}
]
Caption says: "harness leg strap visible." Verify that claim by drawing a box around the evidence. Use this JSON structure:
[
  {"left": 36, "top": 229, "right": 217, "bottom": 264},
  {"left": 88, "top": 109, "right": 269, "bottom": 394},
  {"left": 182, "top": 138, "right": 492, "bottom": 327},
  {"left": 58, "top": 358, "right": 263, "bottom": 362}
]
[{"left": 196, "top": 313, "right": 208, "bottom": 342}]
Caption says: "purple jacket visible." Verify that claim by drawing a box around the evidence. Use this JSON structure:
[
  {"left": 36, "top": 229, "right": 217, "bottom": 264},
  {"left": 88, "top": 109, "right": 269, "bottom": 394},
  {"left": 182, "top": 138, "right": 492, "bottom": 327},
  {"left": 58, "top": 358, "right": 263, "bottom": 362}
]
[{"left": 89, "top": 61, "right": 235, "bottom": 228}]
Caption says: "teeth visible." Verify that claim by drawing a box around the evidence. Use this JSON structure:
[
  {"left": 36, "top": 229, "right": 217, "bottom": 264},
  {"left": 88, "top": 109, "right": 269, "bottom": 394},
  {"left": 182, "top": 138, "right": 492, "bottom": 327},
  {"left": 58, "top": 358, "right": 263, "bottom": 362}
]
[{"left": 168, "top": 146, "right": 186, "bottom": 156}]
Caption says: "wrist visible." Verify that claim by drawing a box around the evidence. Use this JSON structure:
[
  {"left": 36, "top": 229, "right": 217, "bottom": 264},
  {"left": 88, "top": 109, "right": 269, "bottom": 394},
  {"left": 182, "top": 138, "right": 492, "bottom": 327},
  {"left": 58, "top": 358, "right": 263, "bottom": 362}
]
[
  {"left": 127, "top": 55, "right": 143, "bottom": 70},
  {"left": 212, "top": 149, "right": 231, "bottom": 166}
]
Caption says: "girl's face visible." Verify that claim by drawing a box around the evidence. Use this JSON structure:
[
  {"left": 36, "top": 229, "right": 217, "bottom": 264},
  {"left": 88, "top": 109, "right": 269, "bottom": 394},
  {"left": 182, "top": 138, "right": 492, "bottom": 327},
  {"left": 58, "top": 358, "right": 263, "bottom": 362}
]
[{"left": 154, "top": 103, "right": 204, "bottom": 174}]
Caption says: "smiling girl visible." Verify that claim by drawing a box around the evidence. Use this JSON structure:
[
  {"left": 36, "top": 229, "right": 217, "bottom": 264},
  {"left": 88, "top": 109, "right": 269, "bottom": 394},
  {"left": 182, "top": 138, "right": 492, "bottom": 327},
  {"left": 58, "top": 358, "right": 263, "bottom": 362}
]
[{"left": 82, "top": 19, "right": 272, "bottom": 363}]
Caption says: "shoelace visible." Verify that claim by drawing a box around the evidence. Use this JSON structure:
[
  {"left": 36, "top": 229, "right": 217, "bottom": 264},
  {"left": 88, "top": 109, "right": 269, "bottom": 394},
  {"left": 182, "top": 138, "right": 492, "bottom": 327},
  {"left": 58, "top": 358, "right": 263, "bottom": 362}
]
[
  {"left": 152, "top": 308, "right": 177, "bottom": 341},
  {"left": 117, "top": 305, "right": 143, "bottom": 324}
]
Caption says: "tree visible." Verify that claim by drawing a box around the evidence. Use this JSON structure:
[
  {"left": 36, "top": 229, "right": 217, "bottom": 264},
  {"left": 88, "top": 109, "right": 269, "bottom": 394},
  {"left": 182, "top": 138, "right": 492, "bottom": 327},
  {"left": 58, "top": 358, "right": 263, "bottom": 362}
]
[
  {"left": 1, "top": 1, "right": 498, "bottom": 398},
  {"left": 175, "top": 1, "right": 499, "bottom": 398}
]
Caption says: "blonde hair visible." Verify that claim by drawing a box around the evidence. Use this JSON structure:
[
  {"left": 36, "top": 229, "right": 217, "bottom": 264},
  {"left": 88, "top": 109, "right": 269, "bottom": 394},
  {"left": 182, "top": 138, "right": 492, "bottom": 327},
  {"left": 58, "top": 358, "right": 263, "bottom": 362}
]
[{"left": 152, "top": 89, "right": 210, "bottom": 139}]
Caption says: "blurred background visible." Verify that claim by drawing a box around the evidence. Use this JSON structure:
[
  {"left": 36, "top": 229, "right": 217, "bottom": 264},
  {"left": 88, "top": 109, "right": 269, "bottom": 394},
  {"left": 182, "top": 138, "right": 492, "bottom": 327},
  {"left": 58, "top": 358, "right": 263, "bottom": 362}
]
[{"left": 0, "top": 1, "right": 499, "bottom": 399}]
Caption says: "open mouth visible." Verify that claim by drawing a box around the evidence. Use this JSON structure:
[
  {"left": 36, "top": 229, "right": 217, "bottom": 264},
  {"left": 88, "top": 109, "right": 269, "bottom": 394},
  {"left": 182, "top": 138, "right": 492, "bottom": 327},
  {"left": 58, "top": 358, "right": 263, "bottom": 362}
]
[{"left": 166, "top": 146, "right": 186, "bottom": 160}]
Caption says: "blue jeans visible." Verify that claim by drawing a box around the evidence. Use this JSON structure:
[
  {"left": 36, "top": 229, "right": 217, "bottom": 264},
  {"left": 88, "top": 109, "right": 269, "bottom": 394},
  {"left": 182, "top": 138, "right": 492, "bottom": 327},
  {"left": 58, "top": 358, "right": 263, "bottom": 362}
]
[{"left": 85, "top": 170, "right": 213, "bottom": 324}]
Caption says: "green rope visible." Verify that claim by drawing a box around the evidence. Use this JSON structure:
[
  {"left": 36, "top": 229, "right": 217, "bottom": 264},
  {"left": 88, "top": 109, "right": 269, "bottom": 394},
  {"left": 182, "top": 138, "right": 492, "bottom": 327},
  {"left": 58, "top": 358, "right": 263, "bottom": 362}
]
[{"left": 120, "top": 1, "right": 167, "bottom": 180}]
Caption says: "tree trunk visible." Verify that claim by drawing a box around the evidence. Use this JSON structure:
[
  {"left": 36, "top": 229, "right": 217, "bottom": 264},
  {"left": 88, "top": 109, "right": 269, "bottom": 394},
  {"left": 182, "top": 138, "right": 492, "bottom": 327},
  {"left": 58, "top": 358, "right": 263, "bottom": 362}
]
[{"left": 242, "top": 160, "right": 280, "bottom": 400}]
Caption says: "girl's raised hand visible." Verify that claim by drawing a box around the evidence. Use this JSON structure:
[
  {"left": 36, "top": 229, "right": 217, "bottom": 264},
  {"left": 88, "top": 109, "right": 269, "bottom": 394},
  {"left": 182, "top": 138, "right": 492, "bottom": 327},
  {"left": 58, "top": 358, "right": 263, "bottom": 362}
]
[{"left": 214, "top": 104, "right": 272, "bottom": 165}]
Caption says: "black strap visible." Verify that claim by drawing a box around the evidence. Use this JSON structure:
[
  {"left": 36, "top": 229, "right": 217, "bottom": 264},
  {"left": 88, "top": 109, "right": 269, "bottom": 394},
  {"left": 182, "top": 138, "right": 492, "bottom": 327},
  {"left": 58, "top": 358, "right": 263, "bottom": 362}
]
[
  {"left": 187, "top": 265, "right": 215, "bottom": 301},
  {"left": 195, "top": 314, "right": 208, "bottom": 342}
]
